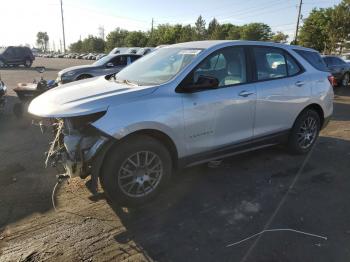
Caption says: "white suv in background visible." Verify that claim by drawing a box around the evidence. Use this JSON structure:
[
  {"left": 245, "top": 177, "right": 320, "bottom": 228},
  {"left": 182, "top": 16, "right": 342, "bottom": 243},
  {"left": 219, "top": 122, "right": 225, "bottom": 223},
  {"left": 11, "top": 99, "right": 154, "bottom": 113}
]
[{"left": 29, "top": 41, "right": 334, "bottom": 206}]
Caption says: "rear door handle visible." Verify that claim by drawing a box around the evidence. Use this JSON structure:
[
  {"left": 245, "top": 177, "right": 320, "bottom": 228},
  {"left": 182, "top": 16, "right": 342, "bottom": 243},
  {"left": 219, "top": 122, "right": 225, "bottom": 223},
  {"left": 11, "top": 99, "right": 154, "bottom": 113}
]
[
  {"left": 295, "top": 81, "right": 305, "bottom": 87},
  {"left": 239, "top": 91, "right": 255, "bottom": 97}
]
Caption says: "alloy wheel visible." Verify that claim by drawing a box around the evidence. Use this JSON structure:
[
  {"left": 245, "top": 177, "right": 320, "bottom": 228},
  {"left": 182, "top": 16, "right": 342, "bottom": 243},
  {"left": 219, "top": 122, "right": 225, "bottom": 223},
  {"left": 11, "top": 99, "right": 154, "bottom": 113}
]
[
  {"left": 297, "top": 116, "right": 318, "bottom": 149},
  {"left": 25, "top": 59, "right": 31, "bottom": 67},
  {"left": 342, "top": 73, "right": 349, "bottom": 87},
  {"left": 118, "top": 151, "right": 163, "bottom": 198}
]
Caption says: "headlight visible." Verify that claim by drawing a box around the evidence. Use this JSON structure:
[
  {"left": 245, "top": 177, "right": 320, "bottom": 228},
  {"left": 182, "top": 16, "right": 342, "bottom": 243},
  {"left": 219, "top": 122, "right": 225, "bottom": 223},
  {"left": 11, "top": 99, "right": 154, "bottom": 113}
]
[{"left": 65, "top": 111, "right": 106, "bottom": 130}]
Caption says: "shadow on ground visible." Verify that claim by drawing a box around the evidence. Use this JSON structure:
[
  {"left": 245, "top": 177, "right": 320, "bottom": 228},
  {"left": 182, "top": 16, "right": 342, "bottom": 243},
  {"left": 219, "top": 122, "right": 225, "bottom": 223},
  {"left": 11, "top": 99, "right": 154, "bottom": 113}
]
[{"left": 107, "top": 135, "right": 350, "bottom": 262}]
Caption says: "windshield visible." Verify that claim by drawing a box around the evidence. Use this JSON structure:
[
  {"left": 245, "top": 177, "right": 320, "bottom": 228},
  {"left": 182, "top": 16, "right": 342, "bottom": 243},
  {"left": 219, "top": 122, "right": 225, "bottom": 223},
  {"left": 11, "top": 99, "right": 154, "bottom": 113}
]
[
  {"left": 92, "top": 55, "right": 112, "bottom": 66},
  {"left": 115, "top": 47, "right": 202, "bottom": 86}
]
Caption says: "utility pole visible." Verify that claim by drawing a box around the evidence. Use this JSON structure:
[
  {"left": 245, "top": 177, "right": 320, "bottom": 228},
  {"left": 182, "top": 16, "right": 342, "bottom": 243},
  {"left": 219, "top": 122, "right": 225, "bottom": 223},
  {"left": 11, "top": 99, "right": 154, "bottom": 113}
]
[
  {"left": 60, "top": 0, "right": 66, "bottom": 53},
  {"left": 151, "top": 18, "right": 154, "bottom": 40},
  {"left": 294, "top": 0, "right": 303, "bottom": 44},
  {"left": 98, "top": 26, "right": 105, "bottom": 40}
]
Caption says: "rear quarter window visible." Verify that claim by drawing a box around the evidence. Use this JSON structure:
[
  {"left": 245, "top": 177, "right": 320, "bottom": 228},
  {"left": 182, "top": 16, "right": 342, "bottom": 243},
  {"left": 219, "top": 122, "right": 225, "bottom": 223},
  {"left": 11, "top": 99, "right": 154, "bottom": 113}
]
[{"left": 294, "top": 49, "right": 328, "bottom": 72}]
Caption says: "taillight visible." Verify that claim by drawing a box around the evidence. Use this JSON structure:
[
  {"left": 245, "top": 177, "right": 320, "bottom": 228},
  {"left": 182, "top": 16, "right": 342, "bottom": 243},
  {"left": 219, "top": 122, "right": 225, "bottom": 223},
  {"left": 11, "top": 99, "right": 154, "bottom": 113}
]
[{"left": 328, "top": 75, "right": 336, "bottom": 87}]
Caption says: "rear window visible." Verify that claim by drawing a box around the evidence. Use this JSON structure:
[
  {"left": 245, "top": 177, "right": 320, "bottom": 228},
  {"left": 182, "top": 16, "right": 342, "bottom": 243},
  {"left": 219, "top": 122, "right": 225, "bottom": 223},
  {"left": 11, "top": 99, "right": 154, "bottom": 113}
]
[{"left": 294, "top": 49, "right": 328, "bottom": 72}]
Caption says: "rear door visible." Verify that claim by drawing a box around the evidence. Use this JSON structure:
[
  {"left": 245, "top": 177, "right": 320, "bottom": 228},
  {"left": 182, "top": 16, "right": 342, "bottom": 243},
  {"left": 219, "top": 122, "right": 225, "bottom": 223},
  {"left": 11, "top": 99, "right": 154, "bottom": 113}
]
[
  {"left": 14, "top": 48, "right": 24, "bottom": 64},
  {"left": 180, "top": 46, "right": 256, "bottom": 156},
  {"left": 252, "top": 46, "right": 308, "bottom": 137}
]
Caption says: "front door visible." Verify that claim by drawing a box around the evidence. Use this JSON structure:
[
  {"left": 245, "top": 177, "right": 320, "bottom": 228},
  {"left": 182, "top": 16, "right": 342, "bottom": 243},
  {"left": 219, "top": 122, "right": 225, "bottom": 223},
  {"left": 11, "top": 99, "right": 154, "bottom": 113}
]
[{"left": 180, "top": 46, "right": 256, "bottom": 156}]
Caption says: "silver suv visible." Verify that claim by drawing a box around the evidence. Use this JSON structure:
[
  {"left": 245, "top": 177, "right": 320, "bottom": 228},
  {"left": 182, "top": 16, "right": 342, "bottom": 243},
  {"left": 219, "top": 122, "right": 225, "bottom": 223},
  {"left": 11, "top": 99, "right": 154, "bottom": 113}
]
[{"left": 29, "top": 41, "right": 334, "bottom": 206}]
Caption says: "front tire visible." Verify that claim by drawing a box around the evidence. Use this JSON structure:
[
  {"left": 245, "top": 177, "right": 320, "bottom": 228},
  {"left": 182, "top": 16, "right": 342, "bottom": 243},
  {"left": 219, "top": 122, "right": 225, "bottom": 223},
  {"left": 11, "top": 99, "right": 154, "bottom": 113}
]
[
  {"left": 0, "top": 59, "right": 6, "bottom": 68},
  {"left": 287, "top": 109, "right": 321, "bottom": 154},
  {"left": 101, "top": 135, "right": 172, "bottom": 206},
  {"left": 342, "top": 73, "right": 349, "bottom": 87}
]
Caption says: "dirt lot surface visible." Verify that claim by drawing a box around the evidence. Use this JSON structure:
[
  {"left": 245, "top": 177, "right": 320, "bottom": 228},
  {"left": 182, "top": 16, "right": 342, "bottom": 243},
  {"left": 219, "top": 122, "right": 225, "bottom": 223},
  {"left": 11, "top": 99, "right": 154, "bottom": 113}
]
[{"left": 0, "top": 57, "right": 350, "bottom": 262}]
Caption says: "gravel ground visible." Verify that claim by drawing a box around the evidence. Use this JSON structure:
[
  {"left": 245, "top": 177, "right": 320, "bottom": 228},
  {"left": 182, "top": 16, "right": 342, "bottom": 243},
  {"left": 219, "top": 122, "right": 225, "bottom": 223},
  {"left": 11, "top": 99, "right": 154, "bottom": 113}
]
[{"left": 0, "top": 57, "right": 350, "bottom": 262}]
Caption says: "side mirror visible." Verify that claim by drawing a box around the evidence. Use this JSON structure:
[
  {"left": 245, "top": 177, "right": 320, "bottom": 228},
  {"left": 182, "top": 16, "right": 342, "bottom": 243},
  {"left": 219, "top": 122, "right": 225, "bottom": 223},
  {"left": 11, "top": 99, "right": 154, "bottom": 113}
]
[
  {"left": 35, "top": 66, "right": 45, "bottom": 73},
  {"left": 185, "top": 75, "right": 219, "bottom": 93},
  {"left": 106, "top": 62, "right": 114, "bottom": 68}
]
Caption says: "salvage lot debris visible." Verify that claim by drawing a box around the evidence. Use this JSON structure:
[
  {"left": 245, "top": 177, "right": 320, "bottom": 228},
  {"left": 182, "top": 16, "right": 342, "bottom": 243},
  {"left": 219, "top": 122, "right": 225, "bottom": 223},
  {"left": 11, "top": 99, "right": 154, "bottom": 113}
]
[{"left": 1, "top": 57, "right": 350, "bottom": 261}]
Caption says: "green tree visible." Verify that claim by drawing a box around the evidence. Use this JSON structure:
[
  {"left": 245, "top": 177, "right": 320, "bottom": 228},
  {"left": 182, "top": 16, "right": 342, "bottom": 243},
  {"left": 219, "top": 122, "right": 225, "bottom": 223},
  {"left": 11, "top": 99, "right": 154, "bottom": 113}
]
[
  {"left": 207, "top": 18, "right": 220, "bottom": 38},
  {"left": 226, "top": 25, "right": 241, "bottom": 40},
  {"left": 240, "top": 23, "right": 272, "bottom": 41},
  {"left": 69, "top": 40, "right": 83, "bottom": 53},
  {"left": 36, "top": 32, "right": 49, "bottom": 52},
  {"left": 179, "top": 24, "right": 195, "bottom": 42},
  {"left": 298, "top": 8, "right": 332, "bottom": 52},
  {"left": 194, "top": 15, "right": 206, "bottom": 40},
  {"left": 271, "top": 31, "right": 289, "bottom": 43},
  {"left": 105, "top": 28, "right": 129, "bottom": 51},
  {"left": 329, "top": 0, "right": 350, "bottom": 53},
  {"left": 125, "top": 31, "right": 149, "bottom": 47}
]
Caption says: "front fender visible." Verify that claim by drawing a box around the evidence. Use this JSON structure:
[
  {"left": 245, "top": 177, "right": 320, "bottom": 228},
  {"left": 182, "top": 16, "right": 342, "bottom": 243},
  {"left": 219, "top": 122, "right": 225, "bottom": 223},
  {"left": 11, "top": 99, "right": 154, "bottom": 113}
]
[{"left": 91, "top": 95, "right": 186, "bottom": 157}]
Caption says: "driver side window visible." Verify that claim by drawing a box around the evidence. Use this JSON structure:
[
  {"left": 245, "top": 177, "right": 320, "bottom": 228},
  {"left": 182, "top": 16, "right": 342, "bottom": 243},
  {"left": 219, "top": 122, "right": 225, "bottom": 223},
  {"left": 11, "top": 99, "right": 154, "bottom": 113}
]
[{"left": 185, "top": 47, "right": 247, "bottom": 91}]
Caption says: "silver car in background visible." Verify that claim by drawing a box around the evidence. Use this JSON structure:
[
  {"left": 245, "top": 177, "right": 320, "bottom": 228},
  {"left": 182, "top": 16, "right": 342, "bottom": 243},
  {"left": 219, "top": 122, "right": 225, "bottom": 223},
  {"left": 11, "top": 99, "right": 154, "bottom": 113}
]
[
  {"left": 57, "top": 53, "right": 142, "bottom": 84},
  {"left": 29, "top": 40, "right": 333, "bottom": 206}
]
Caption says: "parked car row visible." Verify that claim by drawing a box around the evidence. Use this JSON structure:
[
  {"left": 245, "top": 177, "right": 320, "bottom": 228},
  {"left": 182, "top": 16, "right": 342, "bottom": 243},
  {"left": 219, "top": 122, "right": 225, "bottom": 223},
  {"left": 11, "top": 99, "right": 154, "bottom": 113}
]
[
  {"left": 37, "top": 52, "right": 106, "bottom": 60},
  {"left": 36, "top": 47, "right": 156, "bottom": 61},
  {"left": 28, "top": 40, "right": 335, "bottom": 206}
]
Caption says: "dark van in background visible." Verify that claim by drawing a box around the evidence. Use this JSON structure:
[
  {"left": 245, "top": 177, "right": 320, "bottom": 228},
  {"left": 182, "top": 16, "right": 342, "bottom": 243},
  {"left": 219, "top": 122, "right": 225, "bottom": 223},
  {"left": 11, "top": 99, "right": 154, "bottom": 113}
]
[{"left": 0, "top": 46, "right": 35, "bottom": 68}]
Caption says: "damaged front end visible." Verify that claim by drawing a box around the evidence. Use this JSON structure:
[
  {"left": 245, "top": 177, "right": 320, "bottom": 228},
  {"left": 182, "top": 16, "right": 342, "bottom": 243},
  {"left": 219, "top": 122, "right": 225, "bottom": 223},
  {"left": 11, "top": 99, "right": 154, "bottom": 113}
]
[{"left": 45, "top": 112, "right": 113, "bottom": 191}]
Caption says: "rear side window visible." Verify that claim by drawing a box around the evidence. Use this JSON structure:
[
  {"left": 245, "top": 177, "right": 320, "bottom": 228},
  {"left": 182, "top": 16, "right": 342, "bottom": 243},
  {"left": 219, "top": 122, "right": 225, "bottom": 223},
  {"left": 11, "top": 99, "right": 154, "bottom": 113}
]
[
  {"left": 286, "top": 53, "right": 301, "bottom": 76},
  {"left": 294, "top": 49, "right": 328, "bottom": 72},
  {"left": 254, "top": 47, "right": 287, "bottom": 80}
]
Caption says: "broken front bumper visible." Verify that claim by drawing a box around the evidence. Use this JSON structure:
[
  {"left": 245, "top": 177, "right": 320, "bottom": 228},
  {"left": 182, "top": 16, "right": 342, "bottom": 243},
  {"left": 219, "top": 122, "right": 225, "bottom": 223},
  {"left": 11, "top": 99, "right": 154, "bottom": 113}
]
[{"left": 46, "top": 119, "right": 111, "bottom": 178}]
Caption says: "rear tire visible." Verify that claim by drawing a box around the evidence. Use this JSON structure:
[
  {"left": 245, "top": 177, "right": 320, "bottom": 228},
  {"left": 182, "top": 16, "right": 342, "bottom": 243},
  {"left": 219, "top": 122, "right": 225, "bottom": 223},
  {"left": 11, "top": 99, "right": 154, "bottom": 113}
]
[
  {"left": 24, "top": 59, "right": 32, "bottom": 68},
  {"left": 101, "top": 135, "right": 172, "bottom": 206},
  {"left": 287, "top": 109, "right": 321, "bottom": 154}
]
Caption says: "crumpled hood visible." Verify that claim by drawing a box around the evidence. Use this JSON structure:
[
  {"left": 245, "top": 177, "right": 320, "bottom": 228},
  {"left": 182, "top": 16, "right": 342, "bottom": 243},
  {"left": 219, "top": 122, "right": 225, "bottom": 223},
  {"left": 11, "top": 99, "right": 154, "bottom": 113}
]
[
  {"left": 28, "top": 76, "right": 156, "bottom": 118},
  {"left": 59, "top": 64, "right": 95, "bottom": 75}
]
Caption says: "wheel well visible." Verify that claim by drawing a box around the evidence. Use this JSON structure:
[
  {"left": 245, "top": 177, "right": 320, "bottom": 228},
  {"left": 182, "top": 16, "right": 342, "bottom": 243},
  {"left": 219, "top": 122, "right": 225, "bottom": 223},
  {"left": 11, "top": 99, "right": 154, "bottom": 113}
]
[
  {"left": 121, "top": 129, "right": 179, "bottom": 168},
  {"left": 303, "top": 104, "right": 325, "bottom": 126}
]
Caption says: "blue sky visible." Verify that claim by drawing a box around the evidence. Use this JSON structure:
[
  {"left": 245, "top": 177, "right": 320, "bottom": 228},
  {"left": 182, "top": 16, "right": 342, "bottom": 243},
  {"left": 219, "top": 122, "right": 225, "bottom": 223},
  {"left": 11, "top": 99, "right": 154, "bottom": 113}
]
[{"left": 0, "top": 0, "right": 340, "bottom": 48}]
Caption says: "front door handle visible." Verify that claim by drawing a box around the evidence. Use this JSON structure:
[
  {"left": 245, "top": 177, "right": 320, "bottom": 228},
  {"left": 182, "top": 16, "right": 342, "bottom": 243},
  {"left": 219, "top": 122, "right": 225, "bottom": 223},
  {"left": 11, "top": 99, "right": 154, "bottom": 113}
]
[
  {"left": 295, "top": 81, "right": 305, "bottom": 87},
  {"left": 239, "top": 90, "right": 255, "bottom": 97}
]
